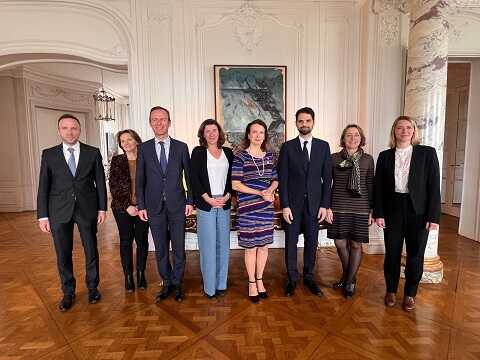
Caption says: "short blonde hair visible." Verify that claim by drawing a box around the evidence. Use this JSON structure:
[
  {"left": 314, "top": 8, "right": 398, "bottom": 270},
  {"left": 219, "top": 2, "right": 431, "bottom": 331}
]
[{"left": 389, "top": 116, "right": 420, "bottom": 148}]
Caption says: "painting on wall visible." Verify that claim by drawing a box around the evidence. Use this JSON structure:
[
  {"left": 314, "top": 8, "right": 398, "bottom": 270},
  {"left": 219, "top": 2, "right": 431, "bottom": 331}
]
[{"left": 214, "top": 65, "right": 287, "bottom": 157}]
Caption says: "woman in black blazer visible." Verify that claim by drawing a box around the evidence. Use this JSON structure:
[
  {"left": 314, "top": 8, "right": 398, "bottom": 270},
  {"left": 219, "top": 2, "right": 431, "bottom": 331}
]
[
  {"left": 190, "top": 119, "right": 233, "bottom": 299},
  {"left": 374, "top": 115, "right": 441, "bottom": 312},
  {"left": 109, "top": 129, "right": 149, "bottom": 293}
]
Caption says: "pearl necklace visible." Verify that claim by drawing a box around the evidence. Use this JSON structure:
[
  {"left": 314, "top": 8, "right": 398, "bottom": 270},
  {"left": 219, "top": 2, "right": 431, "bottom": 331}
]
[{"left": 248, "top": 150, "right": 265, "bottom": 176}]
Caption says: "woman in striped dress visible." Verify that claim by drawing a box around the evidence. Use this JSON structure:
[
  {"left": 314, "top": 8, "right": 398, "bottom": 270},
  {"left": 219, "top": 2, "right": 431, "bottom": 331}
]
[
  {"left": 232, "top": 119, "right": 278, "bottom": 303},
  {"left": 326, "top": 124, "right": 374, "bottom": 298}
]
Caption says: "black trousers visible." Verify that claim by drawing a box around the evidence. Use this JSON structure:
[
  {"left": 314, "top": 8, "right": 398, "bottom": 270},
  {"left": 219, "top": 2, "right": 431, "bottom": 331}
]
[
  {"left": 148, "top": 202, "right": 186, "bottom": 286},
  {"left": 383, "top": 193, "right": 429, "bottom": 297},
  {"left": 51, "top": 210, "right": 99, "bottom": 295},
  {"left": 112, "top": 210, "right": 150, "bottom": 276},
  {"left": 284, "top": 198, "right": 319, "bottom": 282}
]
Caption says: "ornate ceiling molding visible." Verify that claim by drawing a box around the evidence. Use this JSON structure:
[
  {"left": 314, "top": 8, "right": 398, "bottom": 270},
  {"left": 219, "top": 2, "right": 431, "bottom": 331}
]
[{"left": 231, "top": 2, "right": 264, "bottom": 53}]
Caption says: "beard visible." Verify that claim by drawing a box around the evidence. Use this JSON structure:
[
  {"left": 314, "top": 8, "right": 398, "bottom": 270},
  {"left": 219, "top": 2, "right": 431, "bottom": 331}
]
[{"left": 298, "top": 127, "right": 312, "bottom": 135}]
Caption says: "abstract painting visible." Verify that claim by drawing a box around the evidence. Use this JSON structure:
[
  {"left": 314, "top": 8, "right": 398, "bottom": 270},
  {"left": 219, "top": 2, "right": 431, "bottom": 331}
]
[{"left": 214, "top": 65, "right": 286, "bottom": 157}]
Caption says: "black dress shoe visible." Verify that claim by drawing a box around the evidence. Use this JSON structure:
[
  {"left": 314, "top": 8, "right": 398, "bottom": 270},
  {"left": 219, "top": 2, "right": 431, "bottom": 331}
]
[
  {"left": 125, "top": 274, "right": 135, "bottom": 293},
  {"left": 204, "top": 292, "right": 216, "bottom": 300},
  {"left": 174, "top": 285, "right": 185, "bottom": 302},
  {"left": 304, "top": 279, "right": 324, "bottom": 297},
  {"left": 88, "top": 288, "right": 102, "bottom": 304},
  {"left": 59, "top": 294, "right": 75, "bottom": 312},
  {"left": 154, "top": 284, "right": 172, "bottom": 303},
  {"left": 343, "top": 282, "right": 356, "bottom": 299},
  {"left": 285, "top": 280, "right": 296, "bottom": 297},
  {"left": 256, "top": 278, "right": 268, "bottom": 299},
  {"left": 137, "top": 271, "right": 147, "bottom": 289},
  {"left": 215, "top": 289, "right": 226, "bottom": 297},
  {"left": 248, "top": 280, "right": 260, "bottom": 304}
]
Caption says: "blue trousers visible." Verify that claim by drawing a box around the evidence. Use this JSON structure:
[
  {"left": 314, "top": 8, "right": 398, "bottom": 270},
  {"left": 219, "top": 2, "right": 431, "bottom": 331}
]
[{"left": 196, "top": 208, "right": 231, "bottom": 296}]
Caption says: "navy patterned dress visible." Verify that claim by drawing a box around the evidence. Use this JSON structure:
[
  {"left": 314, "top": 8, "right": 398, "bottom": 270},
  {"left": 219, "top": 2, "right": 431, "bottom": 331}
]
[{"left": 232, "top": 150, "right": 277, "bottom": 248}]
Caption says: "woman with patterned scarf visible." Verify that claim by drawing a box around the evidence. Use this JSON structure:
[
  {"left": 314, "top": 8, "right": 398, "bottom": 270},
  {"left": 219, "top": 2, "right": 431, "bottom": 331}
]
[{"left": 326, "top": 124, "right": 374, "bottom": 298}]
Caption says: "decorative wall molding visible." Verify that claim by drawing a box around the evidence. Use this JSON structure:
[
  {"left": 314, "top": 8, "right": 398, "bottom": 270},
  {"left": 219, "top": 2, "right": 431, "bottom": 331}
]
[
  {"left": 231, "top": 2, "right": 265, "bottom": 53},
  {"left": 380, "top": 14, "right": 400, "bottom": 45}
]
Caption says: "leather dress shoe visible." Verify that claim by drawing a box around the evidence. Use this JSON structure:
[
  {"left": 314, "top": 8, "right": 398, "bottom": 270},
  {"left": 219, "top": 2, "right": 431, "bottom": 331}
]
[
  {"left": 125, "top": 274, "right": 135, "bottom": 293},
  {"left": 174, "top": 285, "right": 185, "bottom": 302},
  {"left": 88, "top": 288, "right": 102, "bottom": 304},
  {"left": 343, "top": 282, "right": 356, "bottom": 299},
  {"left": 137, "top": 271, "right": 147, "bottom": 289},
  {"left": 384, "top": 292, "right": 396, "bottom": 307},
  {"left": 304, "top": 279, "right": 324, "bottom": 297},
  {"left": 402, "top": 296, "right": 416, "bottom": 312},
  {"left": 215, "top": 289, "right": 226, "bottom": 297},
  {"left": 204, "top": 292, "right": 216, "bottom": 300},
  {"left": 285, "top": 280, "right": 296, "bottom": 296},
  {"left": 154, "top": 284, "right": 173, "bottom": 303},
  {"left": 59, "top": 294, "right": 75, "bottom": 312}
]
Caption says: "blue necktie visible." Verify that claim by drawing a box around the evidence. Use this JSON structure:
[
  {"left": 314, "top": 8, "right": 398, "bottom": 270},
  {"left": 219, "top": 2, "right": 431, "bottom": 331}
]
[
  {"left": 67, "top": 147, "right": 76, "bottom": 176},
  {"left": 159, "top": 141, "right": 167, "bottom": 174}
]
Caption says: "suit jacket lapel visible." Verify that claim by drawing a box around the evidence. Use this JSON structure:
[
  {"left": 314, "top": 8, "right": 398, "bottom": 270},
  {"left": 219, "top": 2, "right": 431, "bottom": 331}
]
[
  {"left": 149, "top": 140, "right": 163, "bottom": 174},
  {"left": 407, "top": 145, "right": 417, "bottom": 192},
  {"left": 75, "top": 143, "right": 88, "bottom": 178},
  {"left": 387, "top": 148, "right": 395, "bottom": 187},
  {"left": 165, "top": 139, "right": 176, "bottom": 176}
]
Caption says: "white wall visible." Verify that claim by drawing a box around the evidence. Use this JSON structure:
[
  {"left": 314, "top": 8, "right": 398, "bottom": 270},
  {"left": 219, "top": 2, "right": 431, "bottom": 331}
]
[
  {"left": 0, "top": 75, "right": 23, "bottom": 211},
  {"left": 0, "top": 66, "right": 101, "bottom": 211},
  {"left": 128, "top": 0, "right": 361, "bottom": 149},
  {"left": 459, "top": 60, "right": 480, "bottom": 241}
]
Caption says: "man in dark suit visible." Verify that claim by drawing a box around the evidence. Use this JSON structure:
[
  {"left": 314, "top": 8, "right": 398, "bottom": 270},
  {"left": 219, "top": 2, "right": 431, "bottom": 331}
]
[
  {"left": 37, "top": 114, "right": 107, "bottom": 311},
  {"left": 136, "top": 106, "right": 193, "bottom": 302},
  {"left": 278, "top": 107, "right": 332, "bottom": 296}
]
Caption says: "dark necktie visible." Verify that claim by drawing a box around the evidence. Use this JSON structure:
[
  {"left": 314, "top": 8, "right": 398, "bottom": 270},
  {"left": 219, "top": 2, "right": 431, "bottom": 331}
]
[
  {"left": 302, "top": 140, "right": 309, "bottom": 165},
  {"left": 159, "top": 141, "right": 167, "bottom": 174}
]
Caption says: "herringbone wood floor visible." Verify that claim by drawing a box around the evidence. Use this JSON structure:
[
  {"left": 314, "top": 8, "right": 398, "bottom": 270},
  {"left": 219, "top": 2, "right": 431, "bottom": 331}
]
[{"left": 0, "top": 212, "right": 479, "bottom": 359}]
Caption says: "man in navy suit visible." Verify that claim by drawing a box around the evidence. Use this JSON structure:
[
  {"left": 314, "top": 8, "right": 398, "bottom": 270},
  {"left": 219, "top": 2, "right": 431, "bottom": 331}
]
[
  {"left": 136, "top": 106, "right": 193, "bottom": 302},
  {"left": 37, "top": 114, "right": 107, "bottom": 311},
  {"left": 278, "top": 107, "right": 332, "bottom": 296}
]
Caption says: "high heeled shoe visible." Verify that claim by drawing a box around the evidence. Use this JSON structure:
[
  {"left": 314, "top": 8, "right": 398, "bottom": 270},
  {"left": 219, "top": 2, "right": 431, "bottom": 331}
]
[
  {"left": 256, "top": 278, "right": 268, "bottom": 299},
  {"left": 343, "top": 282, "right": 356, "bottom": 299},
  {"left": 248, "top": 280, "right": 260, "bottom": 304}
]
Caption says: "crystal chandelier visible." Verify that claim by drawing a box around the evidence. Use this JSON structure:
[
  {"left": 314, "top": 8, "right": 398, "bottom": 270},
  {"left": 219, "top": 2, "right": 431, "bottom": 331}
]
[{"left": 93, "top": 70, "right": 115, "bottom": 121}]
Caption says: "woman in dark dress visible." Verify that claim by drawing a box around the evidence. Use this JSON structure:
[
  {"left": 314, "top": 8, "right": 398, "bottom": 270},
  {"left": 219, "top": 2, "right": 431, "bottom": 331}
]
[
  {"left": 232, "top": 119, "right": 278, "bottom": 303},
  {"left": 327, "top": 124, "right": 374, "bottom": 298},
  {"left": 109, "top": 129, "right": 150, "bottom": 292}
]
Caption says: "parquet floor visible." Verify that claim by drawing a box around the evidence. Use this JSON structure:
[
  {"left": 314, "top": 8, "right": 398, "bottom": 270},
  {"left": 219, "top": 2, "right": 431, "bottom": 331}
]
[{"left": 0, "top": 213, "right": 479, "bottom": 359}]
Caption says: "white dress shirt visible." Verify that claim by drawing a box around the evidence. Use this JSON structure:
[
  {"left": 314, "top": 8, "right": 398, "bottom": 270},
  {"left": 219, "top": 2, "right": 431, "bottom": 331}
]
[
  {"left": 207, "top": 149, "right": 229, "bottom": 196},
  {"left": 394, "top": 145, "right": 413, "bottom": 193},
  {"left": 298, "top": 135, "right": 313, "bottom": 159}
]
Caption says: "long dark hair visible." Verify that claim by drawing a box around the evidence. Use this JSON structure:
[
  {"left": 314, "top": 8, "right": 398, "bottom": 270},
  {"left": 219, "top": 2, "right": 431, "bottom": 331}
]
[
  {"left": 241, "top": 119, "right": 269, "bottom": 151},
  {"left": 197, "top": 119, "right": 226, "bottom": 148}
]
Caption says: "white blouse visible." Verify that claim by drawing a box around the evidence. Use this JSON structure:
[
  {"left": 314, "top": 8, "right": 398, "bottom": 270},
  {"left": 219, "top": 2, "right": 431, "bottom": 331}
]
[
  {"left": 207, "top": 149, "right": 229, "bottom": 196},
  {"left": 394, "top": 145, "right": 413, "bottom": 193}
]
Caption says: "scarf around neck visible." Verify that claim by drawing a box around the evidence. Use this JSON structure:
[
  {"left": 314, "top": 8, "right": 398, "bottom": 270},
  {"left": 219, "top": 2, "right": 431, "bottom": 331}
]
[{"left": 338, "top": 148, "right": 363, "bottom": 197}]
